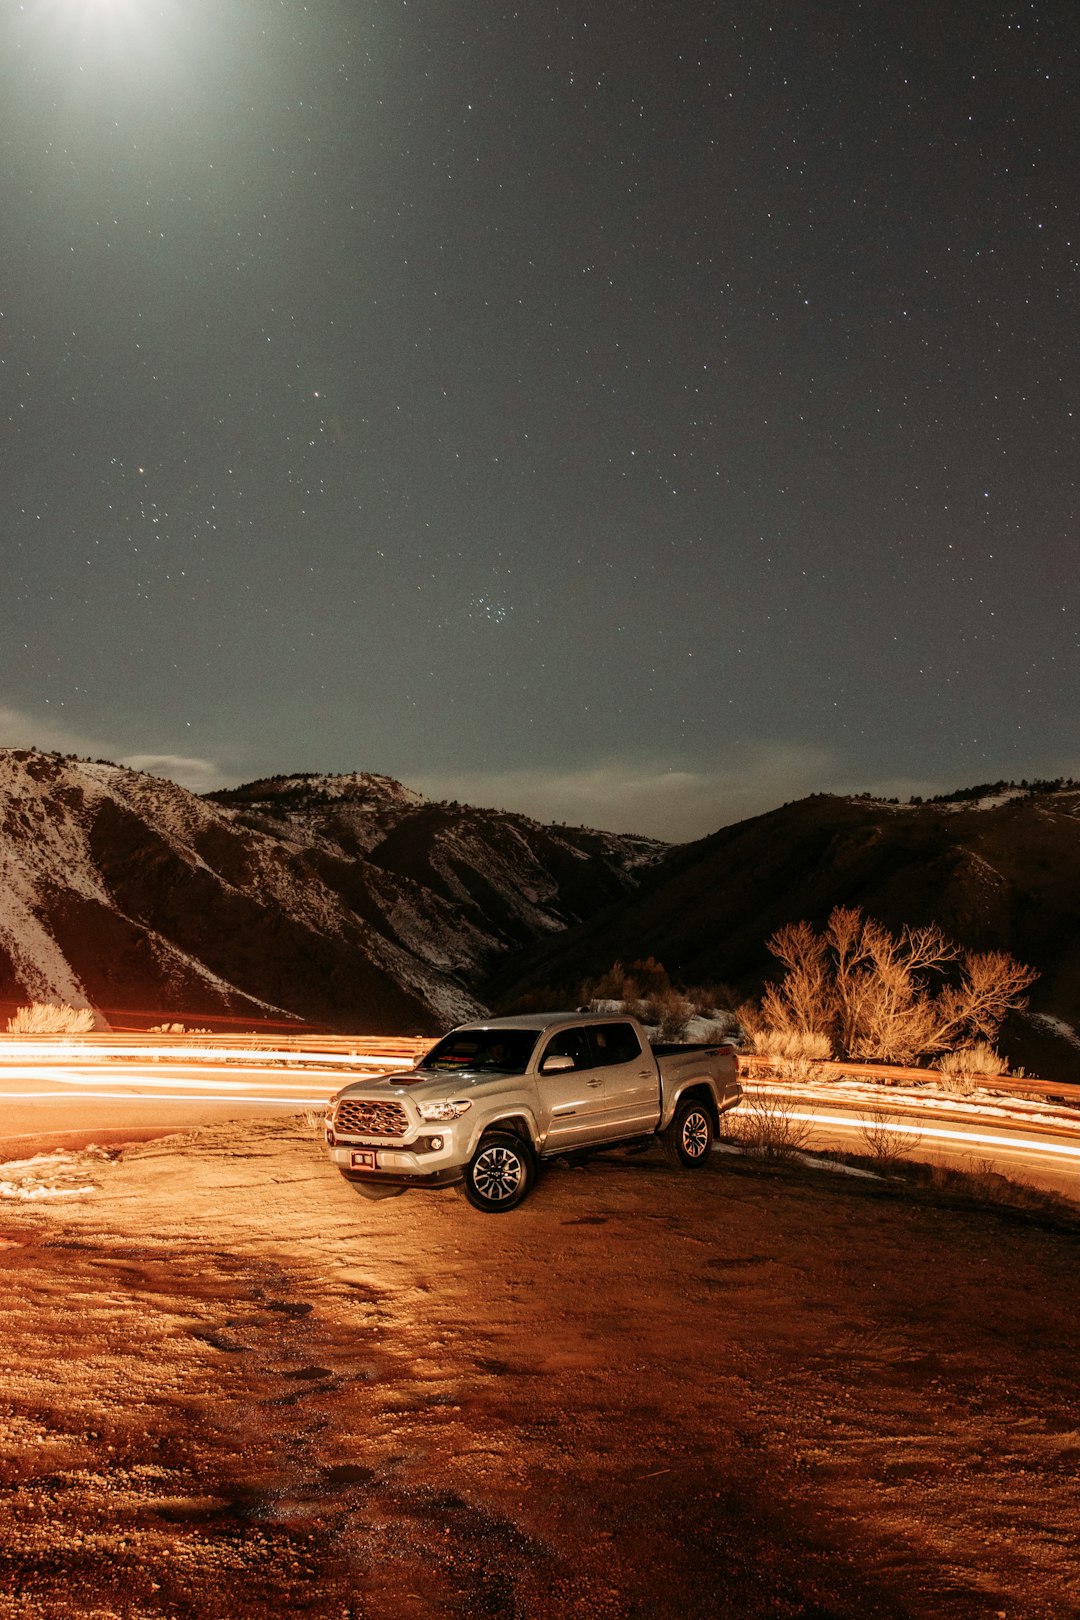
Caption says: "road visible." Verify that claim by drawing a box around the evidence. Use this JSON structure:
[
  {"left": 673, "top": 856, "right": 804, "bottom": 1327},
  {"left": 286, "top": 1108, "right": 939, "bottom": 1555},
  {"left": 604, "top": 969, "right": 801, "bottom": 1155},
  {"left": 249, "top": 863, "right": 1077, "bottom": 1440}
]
[
  {"left": 0, "top": 1037, "right": 421, "bottom": 1158},
  {"left": 0, "top": 1038, "right": 1077, "bottom": 1202}
]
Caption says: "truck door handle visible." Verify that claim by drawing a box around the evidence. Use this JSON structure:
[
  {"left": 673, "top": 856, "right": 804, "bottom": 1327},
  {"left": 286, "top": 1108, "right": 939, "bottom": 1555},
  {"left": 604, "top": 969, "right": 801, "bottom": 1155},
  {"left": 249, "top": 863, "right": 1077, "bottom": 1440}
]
[
  {"left": 638, "top": 1070, "right": 652, "bottom": 1078},
  {"left": 587, "top": 1078, "right": 603, "bottom": 1088}
]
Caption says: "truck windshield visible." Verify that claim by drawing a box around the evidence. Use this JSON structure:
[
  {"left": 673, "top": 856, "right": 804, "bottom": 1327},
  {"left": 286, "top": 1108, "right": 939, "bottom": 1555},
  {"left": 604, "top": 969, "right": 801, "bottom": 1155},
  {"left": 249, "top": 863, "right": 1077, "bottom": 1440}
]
[{"left": 422, "top": 1029, "right": 539, "bottom": 1075}]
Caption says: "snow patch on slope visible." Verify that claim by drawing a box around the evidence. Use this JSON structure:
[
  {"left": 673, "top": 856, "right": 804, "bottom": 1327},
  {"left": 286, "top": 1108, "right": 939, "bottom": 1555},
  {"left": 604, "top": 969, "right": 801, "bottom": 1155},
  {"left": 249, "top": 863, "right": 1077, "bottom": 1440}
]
[{"left": 1031, "top": 1013, "right": 1080, "bottom": 1052}]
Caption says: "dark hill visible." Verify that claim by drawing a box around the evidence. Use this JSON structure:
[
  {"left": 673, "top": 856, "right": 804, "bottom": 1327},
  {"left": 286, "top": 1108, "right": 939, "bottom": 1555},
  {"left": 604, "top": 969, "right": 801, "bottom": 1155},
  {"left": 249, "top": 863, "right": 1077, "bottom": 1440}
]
[{"left": 485, "top": 788, "right": 1080, "bottom": 1081}]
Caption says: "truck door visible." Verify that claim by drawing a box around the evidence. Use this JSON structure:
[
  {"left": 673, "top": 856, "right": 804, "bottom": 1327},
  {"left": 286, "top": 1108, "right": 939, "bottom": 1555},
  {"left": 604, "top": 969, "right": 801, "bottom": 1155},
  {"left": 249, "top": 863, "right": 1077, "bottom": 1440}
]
[
  {"left": 587, "top": 1021, "right": 659, "bottom": 1136},
  {"left": 536, "top": 1025, "right": 609, "bottom": 1151}
]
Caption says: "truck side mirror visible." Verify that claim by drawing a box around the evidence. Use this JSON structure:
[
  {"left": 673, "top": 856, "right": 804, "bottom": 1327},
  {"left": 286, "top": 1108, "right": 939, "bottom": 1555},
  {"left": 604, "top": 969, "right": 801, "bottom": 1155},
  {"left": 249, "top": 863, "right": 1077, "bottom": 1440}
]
[{"left": 541, "top": 1054, "right": 575, "bottom": 1073}]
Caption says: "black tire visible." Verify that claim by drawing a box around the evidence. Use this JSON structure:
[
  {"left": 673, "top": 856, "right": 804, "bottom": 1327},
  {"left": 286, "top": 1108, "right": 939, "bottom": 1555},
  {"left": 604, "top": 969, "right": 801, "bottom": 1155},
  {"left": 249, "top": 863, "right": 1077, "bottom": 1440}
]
[
  {"left": 460, "top": 1131, "right": 536, "bottom": 1212},
  {"left": 347, "top": 1180, "right": 405, "bottom": 1200},
  {"left": 661, "top": 1095, "right": 714, "bottom": 1169}
]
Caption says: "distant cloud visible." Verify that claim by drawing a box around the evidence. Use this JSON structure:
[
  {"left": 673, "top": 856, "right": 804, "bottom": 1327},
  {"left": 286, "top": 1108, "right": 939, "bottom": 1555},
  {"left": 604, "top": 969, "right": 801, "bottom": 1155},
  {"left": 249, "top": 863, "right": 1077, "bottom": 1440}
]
[
  {"left": 0, "top": 703, "right": 116, "bottom": 760},
  {"left": 0, "top": 702, "right": 234, "bottom": 795},
  {"left": 410, "top": 749, "right": 953, "bottom": 843},
  {"left": 120, "top": 754, "right": 231, "bottom": 792},
  {"left": 410, "top": 747, "right": 831, "bottom": 841}
]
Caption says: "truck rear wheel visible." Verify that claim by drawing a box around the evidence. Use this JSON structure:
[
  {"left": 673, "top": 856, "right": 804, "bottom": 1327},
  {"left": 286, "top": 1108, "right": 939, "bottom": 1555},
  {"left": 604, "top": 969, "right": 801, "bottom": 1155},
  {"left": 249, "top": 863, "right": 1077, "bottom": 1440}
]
[
  {"left": 662, "top": 1096, "right": 714, "bottom": 1169},
  {"left": 461, "top": 1131, "right": 536, "bottom": 1212}
]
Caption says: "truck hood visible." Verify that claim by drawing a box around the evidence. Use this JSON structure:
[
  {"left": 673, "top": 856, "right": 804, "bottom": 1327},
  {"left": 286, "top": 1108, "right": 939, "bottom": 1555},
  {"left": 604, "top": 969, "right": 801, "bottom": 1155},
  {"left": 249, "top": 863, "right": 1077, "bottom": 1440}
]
[{"left": 332, "top": 1065, "right": 511, "bottom": 1102}]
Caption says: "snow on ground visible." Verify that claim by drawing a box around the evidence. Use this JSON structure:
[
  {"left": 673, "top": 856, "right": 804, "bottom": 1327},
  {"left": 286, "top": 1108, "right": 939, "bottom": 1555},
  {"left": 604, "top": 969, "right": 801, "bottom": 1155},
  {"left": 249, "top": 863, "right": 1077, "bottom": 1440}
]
[
  {"left": 0, "top": 1146, "right": 111, "bottom": 1200},
  {"left": 713, "top": 1141, "right": 883, "bottom": 1179},
  {"left": 936, "top": 789, "right": 1030, "bottom": 812},
  {"left": 1031, "top": 1012, "right": 1080, "bottom": 1051}
]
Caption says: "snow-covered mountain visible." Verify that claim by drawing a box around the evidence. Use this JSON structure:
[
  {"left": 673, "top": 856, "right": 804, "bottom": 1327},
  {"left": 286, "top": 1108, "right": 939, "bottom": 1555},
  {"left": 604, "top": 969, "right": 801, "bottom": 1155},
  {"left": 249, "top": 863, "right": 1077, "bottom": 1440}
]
[{"left": 0, "top": 751, "right": 663, "bottom": 1032}]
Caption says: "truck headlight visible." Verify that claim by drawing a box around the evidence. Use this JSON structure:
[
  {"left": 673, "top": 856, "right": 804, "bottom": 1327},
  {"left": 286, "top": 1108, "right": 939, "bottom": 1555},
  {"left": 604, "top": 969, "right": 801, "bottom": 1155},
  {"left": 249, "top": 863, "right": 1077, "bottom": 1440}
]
[{"left": 417, "top": 1100, "right": 472, "bottom": 1121}]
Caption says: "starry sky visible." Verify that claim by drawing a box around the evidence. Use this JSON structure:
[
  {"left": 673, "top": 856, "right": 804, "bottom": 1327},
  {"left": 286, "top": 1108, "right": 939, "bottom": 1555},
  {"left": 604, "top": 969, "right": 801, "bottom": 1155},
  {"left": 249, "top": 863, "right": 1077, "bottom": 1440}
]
[{"left": 2, "top": 0, "right": 1077, "bottom": 840}]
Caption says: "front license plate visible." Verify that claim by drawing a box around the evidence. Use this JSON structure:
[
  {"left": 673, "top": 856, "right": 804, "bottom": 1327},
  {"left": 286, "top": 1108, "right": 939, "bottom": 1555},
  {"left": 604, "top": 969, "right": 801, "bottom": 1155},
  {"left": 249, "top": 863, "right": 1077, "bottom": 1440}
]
[{"left": 350, "top": 1150, "right": 377, "bottom": 1170}]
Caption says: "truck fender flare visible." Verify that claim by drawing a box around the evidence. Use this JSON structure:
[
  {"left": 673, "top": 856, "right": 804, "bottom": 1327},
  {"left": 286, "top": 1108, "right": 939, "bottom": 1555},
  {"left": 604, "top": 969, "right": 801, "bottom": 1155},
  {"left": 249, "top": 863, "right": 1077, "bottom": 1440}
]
[
  {"left": 469, "top": 1111, "right": 541, "bottom": 1156},
  {"left": 662, "top": 1080, "right": 720, "bottom": 1133}
]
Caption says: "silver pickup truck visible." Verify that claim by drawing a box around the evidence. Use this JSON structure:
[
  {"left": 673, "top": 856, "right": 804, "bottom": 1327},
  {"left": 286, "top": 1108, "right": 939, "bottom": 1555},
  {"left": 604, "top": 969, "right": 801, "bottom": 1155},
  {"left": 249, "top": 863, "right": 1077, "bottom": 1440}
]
[{"left": 324, "top": 1011, "right": 740, "bottom": 1212}]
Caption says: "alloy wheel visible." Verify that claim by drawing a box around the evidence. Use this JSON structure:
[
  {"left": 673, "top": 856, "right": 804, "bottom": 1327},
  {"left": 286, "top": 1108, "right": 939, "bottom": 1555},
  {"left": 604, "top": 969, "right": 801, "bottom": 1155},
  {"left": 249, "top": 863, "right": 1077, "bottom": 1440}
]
[{"left": 472, "top": 1144, "right": 524, "bottom": 1202}]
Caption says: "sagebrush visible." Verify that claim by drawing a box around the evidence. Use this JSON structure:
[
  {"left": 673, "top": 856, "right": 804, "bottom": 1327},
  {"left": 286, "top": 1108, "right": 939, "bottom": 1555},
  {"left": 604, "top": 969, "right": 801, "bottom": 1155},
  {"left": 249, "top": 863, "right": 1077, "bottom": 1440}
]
[
  {"left": 749, "top": 1027, "right": 832, "bottom": 1080},
  {"left": 7, "top": 1002, "right": 95, "bottom": 1035},
  {"left": 937, "top": 1041, "right": 1010, "bottom": 1094}
]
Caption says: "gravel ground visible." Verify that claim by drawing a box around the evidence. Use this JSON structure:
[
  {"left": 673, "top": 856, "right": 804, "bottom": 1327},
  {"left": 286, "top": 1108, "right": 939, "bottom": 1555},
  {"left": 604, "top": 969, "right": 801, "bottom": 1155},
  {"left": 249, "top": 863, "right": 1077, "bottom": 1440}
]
[{"left": 0, "top": 1121, "right": 1078, "bottom": 1618}]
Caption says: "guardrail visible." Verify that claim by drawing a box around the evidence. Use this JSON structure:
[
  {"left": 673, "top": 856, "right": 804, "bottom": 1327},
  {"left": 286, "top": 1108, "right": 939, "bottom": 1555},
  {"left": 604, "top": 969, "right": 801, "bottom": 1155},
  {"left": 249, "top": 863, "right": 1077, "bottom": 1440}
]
[
  {"left": 0, "top": 1033, "right": 437, "bottom": 1069},
  {"left": 737, "top": 1051, "right": 1080, "bottom": 1107},
  {"left": 71, "top": 1033, "right": 436, "bottom": 1057}
]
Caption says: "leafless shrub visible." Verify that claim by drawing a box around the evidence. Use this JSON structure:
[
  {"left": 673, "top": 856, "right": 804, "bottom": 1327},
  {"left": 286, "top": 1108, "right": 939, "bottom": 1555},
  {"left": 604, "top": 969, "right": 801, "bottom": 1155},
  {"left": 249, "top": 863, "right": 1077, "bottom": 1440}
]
[
  {"left": 302, "top": 1107, "right": 328, "bottom": 1136},
  {"left": 734, "top": 999, "right": 765, "bottom": 1040},
  {"left": 728, "top": 1093, "right": 815, "bottom": 1161},
  {"left": 750, "top": 1027, "right": 832, "bottom": 1080},
  {"left": 869, "top": 1152, "right": 1076, "bottom": 1223},
  {"left": 646, "top": 988, "right": 696, "bottom": 1040},
  {"left": 686, "top": 981, "right": 738, "bottom": 1018},
  {"left": 757, "top": 906, "right": 1037, "bottom": 1065},
  {"left": 700, "top": 1018, "right": 739, "bottom": 1045},
  {"left": 937, "top": 1041, "right": 1009, "bottom": 1094},
  {"left": 583, "top": 956, "right": 669, "bottom": 1005},
  {"left": 858, "top": 1111, "right": 923, "bottom": 1170},
  {"left": 7, "top": 1002, "right": 95, "bottom": 1036},
  {"left": 928, "top": 1156, "right": 952, "bottom": 1191}
]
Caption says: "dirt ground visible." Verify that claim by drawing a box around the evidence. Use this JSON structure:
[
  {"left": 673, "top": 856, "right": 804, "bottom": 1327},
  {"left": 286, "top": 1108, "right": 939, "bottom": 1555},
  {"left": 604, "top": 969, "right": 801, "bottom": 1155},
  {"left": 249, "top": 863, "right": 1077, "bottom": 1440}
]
[{"left": 1, "top": 1123, "right": 1078, "bottom": 1620}]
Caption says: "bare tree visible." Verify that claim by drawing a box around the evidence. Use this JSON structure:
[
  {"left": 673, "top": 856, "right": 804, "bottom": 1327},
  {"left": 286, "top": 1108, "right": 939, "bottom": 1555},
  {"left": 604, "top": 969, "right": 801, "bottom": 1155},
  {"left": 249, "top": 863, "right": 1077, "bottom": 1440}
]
[
  {"left": 758, "top": 907, "right": 1036, "bottom": 1065},
  {"left": 760, "top": 919, "right": 833, "bottom": 1037}
]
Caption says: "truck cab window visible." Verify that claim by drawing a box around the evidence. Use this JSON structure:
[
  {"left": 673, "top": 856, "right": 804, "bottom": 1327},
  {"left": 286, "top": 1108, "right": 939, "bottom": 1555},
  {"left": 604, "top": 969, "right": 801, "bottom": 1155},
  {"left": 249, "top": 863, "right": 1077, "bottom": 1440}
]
[
  {"left": 541, "top": 1026, "right": 594, "bottom": 1072},
  {"left": 590, "top": 1022, "right": 643, "bottom": 1067}
]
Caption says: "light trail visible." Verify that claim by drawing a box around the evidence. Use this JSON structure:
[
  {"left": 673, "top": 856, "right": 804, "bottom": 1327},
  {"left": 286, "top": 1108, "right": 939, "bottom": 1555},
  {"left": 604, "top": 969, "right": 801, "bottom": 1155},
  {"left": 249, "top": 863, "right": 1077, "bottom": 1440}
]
[
  {"left": 0, "top": 1042, "right": 418, "bottom": 1069},
  {"left": 0, "top": 1091, "right": 327, "bottom": 1108},
  {"left": 0, "top": 1037, "right": 416, "bottom": 1148},
  {"left": 772, "top": 1108, "right": 1080, "bottom": 1165},
  {"left": 0, "top": 1068, "right": 348, "bottom": 1095}
]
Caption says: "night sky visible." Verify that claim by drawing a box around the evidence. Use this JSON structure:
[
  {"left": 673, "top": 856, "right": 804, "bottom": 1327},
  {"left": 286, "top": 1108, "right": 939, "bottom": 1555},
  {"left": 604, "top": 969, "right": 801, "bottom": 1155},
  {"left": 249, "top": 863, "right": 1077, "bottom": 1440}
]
[{"left": 3, "top": 1, "right": 1077, "bottom": 839}]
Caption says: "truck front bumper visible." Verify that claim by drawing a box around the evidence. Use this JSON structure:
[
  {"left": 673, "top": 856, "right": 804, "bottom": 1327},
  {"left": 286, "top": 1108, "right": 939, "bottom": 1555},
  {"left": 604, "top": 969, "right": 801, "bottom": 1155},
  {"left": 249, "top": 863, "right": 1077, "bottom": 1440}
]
[
  {"left": 327, "top": 1129, "right": 466, "bottom": 1189},
  {"left": 338, "top": 1163, "right": 464, "bottom": 1190}
]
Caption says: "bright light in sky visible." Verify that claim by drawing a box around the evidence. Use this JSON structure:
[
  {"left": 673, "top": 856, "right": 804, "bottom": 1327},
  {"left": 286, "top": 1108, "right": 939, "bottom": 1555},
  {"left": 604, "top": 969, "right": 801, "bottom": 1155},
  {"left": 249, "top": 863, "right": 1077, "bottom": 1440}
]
[
  {"left": 19, "top": 0, "right": 185, "bottom": 69},
  {"left": 34, "top": 0, "right": 148, "bottom": 27}
]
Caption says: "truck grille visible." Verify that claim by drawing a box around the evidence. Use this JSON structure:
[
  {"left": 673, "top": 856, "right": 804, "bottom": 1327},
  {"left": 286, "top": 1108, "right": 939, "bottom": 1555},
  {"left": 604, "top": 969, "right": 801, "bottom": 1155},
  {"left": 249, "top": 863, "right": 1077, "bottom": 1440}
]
[{"left": 334, "top": 1099, "right": 409, "bottom": 1139}]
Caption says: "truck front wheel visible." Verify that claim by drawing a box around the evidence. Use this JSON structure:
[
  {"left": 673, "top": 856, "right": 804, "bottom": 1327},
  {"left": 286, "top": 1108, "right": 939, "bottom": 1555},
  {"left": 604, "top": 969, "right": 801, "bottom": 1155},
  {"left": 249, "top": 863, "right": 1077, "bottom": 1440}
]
[
  {"left": 461, "top": 1131, "right": 536, "bottom": 1212},
  {"left": 662, "top": 1096, "right": 714, "bottom": 1169}
]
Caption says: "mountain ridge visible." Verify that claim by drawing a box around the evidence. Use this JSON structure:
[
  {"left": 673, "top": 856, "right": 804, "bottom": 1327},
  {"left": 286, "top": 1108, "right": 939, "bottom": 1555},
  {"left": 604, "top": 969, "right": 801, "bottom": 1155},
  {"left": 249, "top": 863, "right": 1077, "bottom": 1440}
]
[
  {"left": 0, "top": 750, "right": 660, "bottom": 1032},
  {"left": 2, "top": 750, "right": 1077, "bottom": 1079}
]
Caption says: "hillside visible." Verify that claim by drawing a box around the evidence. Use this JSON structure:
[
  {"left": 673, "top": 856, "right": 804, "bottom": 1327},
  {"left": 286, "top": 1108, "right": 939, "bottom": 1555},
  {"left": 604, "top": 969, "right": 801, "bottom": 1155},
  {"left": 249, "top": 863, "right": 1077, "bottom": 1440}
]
[
  {"left": 0, "top": 751, "right": 659, "bottom": 1032},
  {"left": 208, "top": 771, "right": 660, "bottom": 963},
  {"left": 3, "top": 751, "right": 1078, "bottom": 1075},
  {"left": 486, "top": 787, "right": 1080, "bottom": 1080}
]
